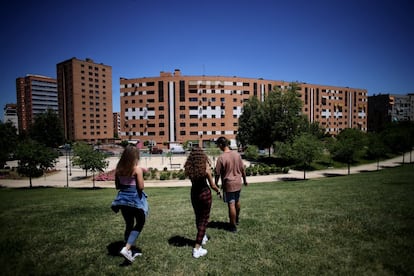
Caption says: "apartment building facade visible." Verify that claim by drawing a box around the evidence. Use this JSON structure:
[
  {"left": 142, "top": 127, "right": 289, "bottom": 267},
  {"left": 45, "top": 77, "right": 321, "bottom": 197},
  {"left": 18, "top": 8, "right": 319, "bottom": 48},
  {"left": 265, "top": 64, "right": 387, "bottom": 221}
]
[
  {"left": 368, "top": 93, "right": 414, "bottom": 132},
  {"left": 119, "top": 69, "right": 367, "bottom": 149},
  {"left": 113, "top": 112, "right": 121, "bottom": 138},
  {"left": 15, "top": 74, "right": 58, "bottom": 134},
  {"left": 57, "top": 58, "right": 113, "bottom": 143}
]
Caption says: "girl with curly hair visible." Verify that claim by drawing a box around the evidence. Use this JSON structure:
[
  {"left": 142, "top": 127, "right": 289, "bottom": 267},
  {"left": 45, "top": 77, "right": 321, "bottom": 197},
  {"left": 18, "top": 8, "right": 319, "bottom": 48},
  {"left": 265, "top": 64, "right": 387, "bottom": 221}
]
[{"left": 184, "top": 147, "right": 220, "bottom": 258}]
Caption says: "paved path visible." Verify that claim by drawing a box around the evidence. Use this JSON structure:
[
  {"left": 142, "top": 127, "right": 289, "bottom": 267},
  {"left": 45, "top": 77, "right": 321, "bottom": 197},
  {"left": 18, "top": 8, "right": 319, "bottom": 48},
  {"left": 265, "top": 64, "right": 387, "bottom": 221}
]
[{"left": 1, "top": 151, "right": 412, "bottom": 189}]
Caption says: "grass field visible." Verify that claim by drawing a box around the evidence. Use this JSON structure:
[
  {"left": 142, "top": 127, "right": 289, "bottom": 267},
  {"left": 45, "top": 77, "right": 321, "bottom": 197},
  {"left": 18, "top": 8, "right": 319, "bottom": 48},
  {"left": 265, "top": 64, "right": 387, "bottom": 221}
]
[{"left": 0, "top": 165, "right": 413, "bottom": 275}]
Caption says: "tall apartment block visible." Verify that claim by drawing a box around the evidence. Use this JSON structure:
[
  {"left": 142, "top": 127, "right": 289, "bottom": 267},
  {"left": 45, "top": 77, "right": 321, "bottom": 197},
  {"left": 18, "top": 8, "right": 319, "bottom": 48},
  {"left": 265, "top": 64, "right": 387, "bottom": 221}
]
[
  {"left": 368, "top": 93, "right": 414, "bottom": 132},
  {"left": 120, "top": 69, "right": 367, "bottom": 148},
  {"left": 57, "top": 58, "right": 113, "bottom": 143},
  {"left": 113, "top": 112, "right": 121, "bottom": 138},
  {"left": 3, "top": 103, "right": 19, "bottom": 132},
  {"left": 16, "top": 74, "right": 58, "bottom": 134}
]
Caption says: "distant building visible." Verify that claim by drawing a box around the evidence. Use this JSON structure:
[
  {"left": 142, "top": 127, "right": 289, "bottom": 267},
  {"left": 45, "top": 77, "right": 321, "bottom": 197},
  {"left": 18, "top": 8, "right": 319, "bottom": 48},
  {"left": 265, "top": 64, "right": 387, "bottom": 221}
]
[
  {"left": 16, "top": 74, "right": 58, "bottom": 134},
  {"left": 119, "top": 69, "right": 367, "bottom": 148},
  {"left": 57, "top": 57, "right": 113, "bottom": 143},
  {"left": 113, "top": 112, "right": 121, "bottom": 138},
  {"left": 390, "top": 94, "right": 413, "bottom": 122},
  {"left": 368, "top": 93, "right": 414, "bottom": 132},
  {"left": 3, "top": 103, "right": 19, "bottom": 132}
]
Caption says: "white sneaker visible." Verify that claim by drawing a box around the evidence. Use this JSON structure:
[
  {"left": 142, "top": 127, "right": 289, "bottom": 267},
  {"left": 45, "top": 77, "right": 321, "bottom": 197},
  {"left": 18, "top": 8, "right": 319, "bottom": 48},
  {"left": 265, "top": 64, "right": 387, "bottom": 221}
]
[
  {"left": 120, "top": 247, "right": 135, "bottom": 262},
  {"left": 202, "top": 234, "right": 208, "bottom": 245},
  {"left": 192, "top": 247, "right": 207, "bottom": 258}
]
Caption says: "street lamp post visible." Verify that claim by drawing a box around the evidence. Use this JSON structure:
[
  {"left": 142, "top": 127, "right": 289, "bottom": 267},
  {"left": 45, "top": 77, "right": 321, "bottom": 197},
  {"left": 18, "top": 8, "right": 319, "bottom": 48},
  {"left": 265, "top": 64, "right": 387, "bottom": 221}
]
[{"left": 65, "top": 143, "right": 70, "bottom": 188}]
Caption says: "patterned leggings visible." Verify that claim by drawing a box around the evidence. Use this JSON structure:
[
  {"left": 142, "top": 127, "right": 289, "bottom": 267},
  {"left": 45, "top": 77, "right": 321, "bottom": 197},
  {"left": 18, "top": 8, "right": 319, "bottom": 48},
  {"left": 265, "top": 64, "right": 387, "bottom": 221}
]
[{"left": 191, "top": 187, "right": 212, "bottom": 245}]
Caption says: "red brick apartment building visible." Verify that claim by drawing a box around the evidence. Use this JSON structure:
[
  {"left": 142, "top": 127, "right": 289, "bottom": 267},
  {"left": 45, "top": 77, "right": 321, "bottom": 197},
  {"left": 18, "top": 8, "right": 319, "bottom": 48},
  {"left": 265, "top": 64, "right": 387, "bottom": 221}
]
[
  {"left": 57, "top": 58, "right": 113, "bottom": 143},
  {"left": 16, "top": 74, "right": 58, "bottom": 134},
  {"left": 120, "top": 69, "right": 367, "bottom": 148}
]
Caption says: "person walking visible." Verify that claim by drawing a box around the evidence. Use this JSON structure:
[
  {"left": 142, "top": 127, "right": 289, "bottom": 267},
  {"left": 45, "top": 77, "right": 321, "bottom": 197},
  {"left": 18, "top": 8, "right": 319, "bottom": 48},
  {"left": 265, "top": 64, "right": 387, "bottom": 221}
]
[
  {"left": 184, "top": 147, "right": 221, "bottom": 258},
  {"left": 214, "top": 136, "right": 248, "bottom": 233},
  {"left": 111, "top": 145, "right": 149, "bottom": 263}
]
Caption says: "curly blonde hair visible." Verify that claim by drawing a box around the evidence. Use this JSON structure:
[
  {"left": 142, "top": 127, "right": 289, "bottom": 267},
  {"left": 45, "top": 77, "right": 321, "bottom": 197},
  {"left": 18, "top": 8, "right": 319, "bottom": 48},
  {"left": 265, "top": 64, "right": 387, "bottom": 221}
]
[{"left": 184, "top": 147, "right": 210, "bottom": 180}]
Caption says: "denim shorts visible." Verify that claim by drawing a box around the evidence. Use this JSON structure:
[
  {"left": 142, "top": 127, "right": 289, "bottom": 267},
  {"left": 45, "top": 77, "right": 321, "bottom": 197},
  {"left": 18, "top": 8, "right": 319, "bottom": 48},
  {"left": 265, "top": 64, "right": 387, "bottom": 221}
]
[{"left": 223, "top": 190, "right": 241, "bottom": 203}]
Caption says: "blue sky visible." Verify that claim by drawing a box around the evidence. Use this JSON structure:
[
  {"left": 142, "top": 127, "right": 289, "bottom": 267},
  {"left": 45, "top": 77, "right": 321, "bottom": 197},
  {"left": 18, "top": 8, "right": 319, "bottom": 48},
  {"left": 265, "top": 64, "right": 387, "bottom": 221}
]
[{"left": 1, "top": 0, "right": 413, "bottom": 121}]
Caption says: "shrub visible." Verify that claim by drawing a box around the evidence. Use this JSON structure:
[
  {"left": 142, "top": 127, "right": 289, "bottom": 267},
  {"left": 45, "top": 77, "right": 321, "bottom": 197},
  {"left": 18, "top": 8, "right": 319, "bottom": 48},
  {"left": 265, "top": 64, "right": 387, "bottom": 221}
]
[
  {"left": 159, "top": 171, "right": 170, "bottom": 180},
  {"left": 178, "top": 171, "right": 186, "bottom": 180}
]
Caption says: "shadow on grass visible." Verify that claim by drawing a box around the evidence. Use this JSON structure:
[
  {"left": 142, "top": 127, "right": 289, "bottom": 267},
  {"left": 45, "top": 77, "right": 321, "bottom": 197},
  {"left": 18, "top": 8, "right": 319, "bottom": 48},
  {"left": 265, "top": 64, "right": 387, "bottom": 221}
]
[
  {"left": 15, "top": 186, "right": 55, "bottom": 189},
  {"left": 71, "top": 176, "right": 90, "bottom": 181},
  {"left": 322, "top": 173, "right": 345, "bottom": 177},
  {"left": 278, "top": 177, "right": 307, "bottom": 181},
  {"left": 72, "top": 187, "right": 104, "bottom": 190},
  {"left": 207, "top": 220, "right": 235, "bottom": 231},
  {"left": 168, "top": 235, "right": 194, "bottom": 247},
  {"left": 106, "top": 240, "right": 142, "bottom": 266}
]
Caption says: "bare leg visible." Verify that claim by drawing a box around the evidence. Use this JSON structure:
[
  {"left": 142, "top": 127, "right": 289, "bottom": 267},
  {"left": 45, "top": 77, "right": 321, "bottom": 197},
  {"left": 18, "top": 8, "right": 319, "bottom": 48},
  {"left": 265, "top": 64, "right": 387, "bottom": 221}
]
[
  {"left": 228, "top": 202, "right": 237, "bottom": 227},
  {"left": 235, "top": 200, "right": 241, "bottom": 224}
]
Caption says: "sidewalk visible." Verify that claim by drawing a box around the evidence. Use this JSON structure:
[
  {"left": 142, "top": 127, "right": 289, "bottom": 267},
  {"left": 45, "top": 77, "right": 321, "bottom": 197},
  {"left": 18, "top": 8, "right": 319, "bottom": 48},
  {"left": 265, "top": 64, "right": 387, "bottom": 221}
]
[{"left": 0, "top": 151, "right": 412, "bottom": 189}]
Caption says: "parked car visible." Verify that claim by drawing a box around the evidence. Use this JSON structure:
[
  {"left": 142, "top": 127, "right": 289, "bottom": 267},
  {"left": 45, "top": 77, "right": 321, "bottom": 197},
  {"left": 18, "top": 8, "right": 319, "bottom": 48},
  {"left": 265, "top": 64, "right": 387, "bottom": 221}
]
[
  {"left": 151, "top": 147, "right": 163, "bottom": 154},
  {"left": 169, "top": 146, "right": 185, "bottom": 154}
]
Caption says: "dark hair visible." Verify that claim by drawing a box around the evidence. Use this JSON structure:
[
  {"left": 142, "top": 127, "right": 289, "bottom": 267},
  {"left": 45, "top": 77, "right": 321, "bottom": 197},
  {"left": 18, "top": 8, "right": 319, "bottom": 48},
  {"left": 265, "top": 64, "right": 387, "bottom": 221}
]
[
  {"left": 184, "top": 147, "right": 209, "bottom": 179},
  {"left": 216, "top": 136, "right": 229, "bottom": 148}
]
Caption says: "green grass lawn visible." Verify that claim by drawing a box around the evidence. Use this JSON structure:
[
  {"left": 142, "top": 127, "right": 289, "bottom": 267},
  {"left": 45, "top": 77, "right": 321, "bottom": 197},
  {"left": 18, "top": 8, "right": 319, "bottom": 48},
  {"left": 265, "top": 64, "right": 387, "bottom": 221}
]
[{"left": 1, "top": 165, "right": 413, "bottom": 275}]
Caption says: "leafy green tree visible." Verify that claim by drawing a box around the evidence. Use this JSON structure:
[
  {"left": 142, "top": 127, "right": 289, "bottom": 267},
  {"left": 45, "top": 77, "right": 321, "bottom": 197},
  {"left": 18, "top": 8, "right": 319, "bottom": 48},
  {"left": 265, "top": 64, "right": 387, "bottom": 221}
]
[
  {"left": 30, "top": 109, "right": 65, "bottom": 148},
  {"left": 291, "top": 133, "right": 323, "bottom": 179},
  {"left": 305, "top": 121, "right": 327, "bottom": 139},
  {"left": 365, "top": 132, "right": 388, "bottom": 170},
  {"left": 72, "top": 142, "right": 108, "bottom": 180},
  {"left": 265, "top": 83, "right": 306, "bottom": 146},
  {"left": 329, "top": 128, "right": 367, "bottom": 175},
  {"left": 381, "top": 121, "right": 414, "bottom": 163},
  {"left": 237, "top": 96, "right": 263, "bottom": 147},
  {"left": 15, "top": 139, "right": 59, "bottom": 188},
  {"left": 237, "top": 83, "right": 306, "bottom": 156},
  {"left": 0, "top": 121, "right": 18, "bottom": 169},
  {"left": 244, "top": 145, "right": 259, "bottom": 160}
]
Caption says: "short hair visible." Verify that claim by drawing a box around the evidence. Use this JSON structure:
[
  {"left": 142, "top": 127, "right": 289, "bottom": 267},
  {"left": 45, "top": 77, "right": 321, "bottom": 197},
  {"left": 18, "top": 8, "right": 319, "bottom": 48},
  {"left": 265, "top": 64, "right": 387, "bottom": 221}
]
[{"left": 216, "top": 136, "right": 229, "bottom": 147}]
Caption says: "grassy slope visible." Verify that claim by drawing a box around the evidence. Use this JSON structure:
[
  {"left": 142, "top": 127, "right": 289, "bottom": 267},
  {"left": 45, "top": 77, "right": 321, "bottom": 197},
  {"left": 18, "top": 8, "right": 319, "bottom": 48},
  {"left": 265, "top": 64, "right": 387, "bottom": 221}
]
[{"left": 0, "top": 165, "right": 413, "bottom": 275}]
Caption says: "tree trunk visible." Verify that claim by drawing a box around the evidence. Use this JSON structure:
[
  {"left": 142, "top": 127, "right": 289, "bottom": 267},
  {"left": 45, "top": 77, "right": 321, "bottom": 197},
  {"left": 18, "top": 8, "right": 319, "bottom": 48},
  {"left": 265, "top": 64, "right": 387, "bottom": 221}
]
[{"left": 92, "top": 171, "right": 95, "bottom": 189}]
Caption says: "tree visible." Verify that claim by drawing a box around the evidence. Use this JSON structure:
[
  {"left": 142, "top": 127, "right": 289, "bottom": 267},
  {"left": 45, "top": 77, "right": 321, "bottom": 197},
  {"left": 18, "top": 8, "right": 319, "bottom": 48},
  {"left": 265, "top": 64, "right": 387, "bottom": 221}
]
[
  {"left": 30, "top": 109, "right": 65, "bottom": 148},
  {"left": 381, "top": 121, "right": 414, "bottom": 163},
  {"left": 305, "top": 121, "right": 327, "bottom": 139},
  {"left": 244, "top": 145, "right": 259, "bottom": 160},
  {"left": 266, "top": 83, "right": 306, "bottom": 148},
  {"left": 329, "top": 128, "right": 367, "bottom": 175},
  {"left": 365, "top": 132, "right": 388, "bottom": 170},
  {"left": 291, "top": 133, "right": 323, "bottom": 179},
  {"left": 89, "top": 150, "right": 109, "bottom": 188},
  {"left": 0, "top": 121, "right": 18, "bottom": 169},
  {"left": 237, "top": 96, "right": 263, "bottom": 147},
  {"left": 203, "top": 143, "right": 221, "bottom": 165},
  {"left": 14, "top": 139, "right": 59, "bottom": 188},
  {"left": 72, "top": 142, "right": 108, "bottom": 181},
  {"left": 237, "top": 83, "right": 306, "bottom": 156}
]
